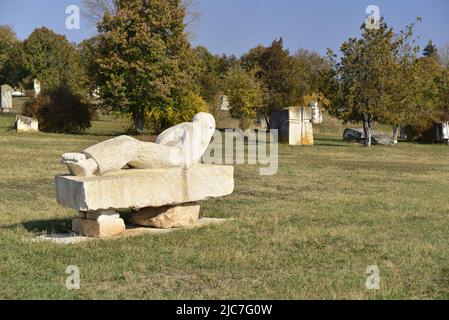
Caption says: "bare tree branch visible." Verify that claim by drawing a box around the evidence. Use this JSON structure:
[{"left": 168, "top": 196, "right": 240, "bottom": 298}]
[
  {"left": 81, "top": 0, "right": 119, "bottom": 26},
  {"left": 182, "top": 0, "right": 201, "bottom": 27},
  {"left": 81, "top": 0, "right": 201, "bottom": 38}
]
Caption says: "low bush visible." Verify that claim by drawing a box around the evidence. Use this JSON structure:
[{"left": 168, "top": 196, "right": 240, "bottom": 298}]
[
  {"left": 147, "top": 92, "right": 208, "bottom": 133},
  {"left": 23, "top": 87, "right": 94, "bottom": 133}
]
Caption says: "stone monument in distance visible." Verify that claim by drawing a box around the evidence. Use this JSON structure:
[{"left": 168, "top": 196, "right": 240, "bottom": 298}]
[
  {"left": 1, "top": 84, "right": 13, "bottom": 113},
  {"left": 270, "top": 102, "right": 323, "bottom": 145}
]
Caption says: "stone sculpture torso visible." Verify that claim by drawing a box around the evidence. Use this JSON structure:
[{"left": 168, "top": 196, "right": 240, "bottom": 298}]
[{"left": 61, "top": 112, "right": 216, "bottom": 177}]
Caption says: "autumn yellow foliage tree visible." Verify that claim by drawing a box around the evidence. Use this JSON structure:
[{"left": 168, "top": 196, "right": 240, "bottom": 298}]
[{"left": 223, "top": 67, "right": 264, "bottom": 130}]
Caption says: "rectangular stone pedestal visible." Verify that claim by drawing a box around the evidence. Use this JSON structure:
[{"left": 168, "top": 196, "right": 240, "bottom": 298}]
[
  {"left": 270, "top": 107, "right": 315, "bottom": 145},
  {"left": 55, "top": 164, "right": 234, "bottom": 211}
]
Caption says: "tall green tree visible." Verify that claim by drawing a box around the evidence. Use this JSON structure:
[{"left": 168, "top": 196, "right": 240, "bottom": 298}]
[
  {"left": 324, "top": 20, "right": 417, "bottom": 147},
  {"left": 291, "top": 49, "right": 330, "bottom": 105},
  {"left": 324, "top": 18, "right": 449, "bottom": 145},
  {"left": 240, "top": 45, "right": 266, "bottom": 71},
  {"left": 193, "top": 46, "right": 239, "bottom": 114},
  {"left": 193, "top": 46, "right": 220, "bottom": 108},
  {"left": 94, "top": 0, "right": 198, "bottom": 133},
  {"left": 0, "top": 25, "right": 21, "bottom": 85},
  {"left": 371, "top": 32, "right": 449, "bottom": 141},
  {"left": 0, "top": 26, "right": 26, "bottom": 87},
  {"left": 423, "top": 40, "right": 438, "bottom": 58},
  {"left": 78, "top": 35, "right": 102, "bottom": 96},
  {"left": 223, "top": 66, "right": 264, "bottom": 130},
  {"left": 241, "top": 39, "right": 300, "bottom": 126},
  {"left": 19, "top": 27, "right": 86, "bottom": 94}
]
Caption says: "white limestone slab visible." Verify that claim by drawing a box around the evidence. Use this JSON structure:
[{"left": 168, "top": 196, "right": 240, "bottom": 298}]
[{"left": 55, "top": 164, "right": 234, "bottom": 211}]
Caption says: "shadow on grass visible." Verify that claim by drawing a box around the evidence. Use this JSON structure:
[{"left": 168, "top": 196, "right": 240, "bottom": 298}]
[
  {"left": 85, "top": 129, "right": 158, "bottom": 139},
  {"left": 314, "top": 137, "right": 352, "bottom": 147},
  {"left": 82, "top": 132, "right": 127, "bottom": 138},
  {"left": 1, "top": 218, "right": 71, "bottom": 234},
  {"left": 21, "top": 218, "right": 72, "bottom": 234},
  {"left": 316, "top": 143, "right": 353, "bottom": 147},
  {"left": 20, "top": 215, "right": 135, "bottom": 234},
  {"left": 1, "top": 210, "right": 135, "bottom": 235}
]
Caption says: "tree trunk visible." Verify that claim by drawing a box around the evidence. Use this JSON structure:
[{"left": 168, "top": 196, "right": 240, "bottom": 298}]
[
  {"left": 132, "top": 113, "right": 145, "bottom": 134},
  {"left": 265, "top": 117, "right": 270, "bottom": 130},
  {"left": 362, "top": 114, "right": 373, "bottom": 148},
  {"left": 391, "top": 126, "right": 399, "bottom": 143},
  {"left": 263, "top": 110, "right": 271, "bottom": 130}
]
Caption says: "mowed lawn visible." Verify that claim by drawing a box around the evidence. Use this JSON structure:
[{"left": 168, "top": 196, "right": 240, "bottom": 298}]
[{"left": 1, "top": 112, "right": 449, "bottom": 300}]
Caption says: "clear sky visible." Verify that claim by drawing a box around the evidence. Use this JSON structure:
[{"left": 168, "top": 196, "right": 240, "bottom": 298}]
[{"left": 1, "top": 0, "right": 448, "bottom": 57}]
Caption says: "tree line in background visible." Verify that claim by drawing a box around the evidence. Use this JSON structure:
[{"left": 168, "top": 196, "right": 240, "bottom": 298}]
[{"left": 0, "top": 0, "right": 448, "bottom": 145}]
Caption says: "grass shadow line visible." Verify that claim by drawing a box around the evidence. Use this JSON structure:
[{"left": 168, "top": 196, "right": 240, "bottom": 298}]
[{"left": 0, "top": 218, "right": 72, "bottom": 234}]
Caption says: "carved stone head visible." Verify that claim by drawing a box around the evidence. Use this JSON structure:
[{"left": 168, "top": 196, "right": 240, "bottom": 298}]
[{"left": 192, "top": 112, "right": 216, "bottom": 148}]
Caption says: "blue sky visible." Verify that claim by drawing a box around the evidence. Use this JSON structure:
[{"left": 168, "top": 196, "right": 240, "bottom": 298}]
[{"left": 1, "top": 0, "right": 448, "bottom": 56}]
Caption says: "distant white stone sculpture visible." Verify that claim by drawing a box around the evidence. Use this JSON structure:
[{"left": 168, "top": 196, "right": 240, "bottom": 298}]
[
  {"left": 0, "top": 84, "right": 13, "bottom": 113},
  {"left": 92, "top": 87, "right": 100, "bottom": 99},
  {"left": 33, "top": 79, "right": 41, "bottom": 97},
  {"left": 15, "top": 115, "right": 39, "bottom": 133},
  {"left": 219, "top": 95, "right": 230, "bottom": 111},
  {"left": 60, "top": 112, "right": 216, "bottom": 177},
  {"left": 12, "top": 90, "right": 26, "bottom": 97},
  {"left": 310, "top": 101, "right": 323, "bottom": 124}
]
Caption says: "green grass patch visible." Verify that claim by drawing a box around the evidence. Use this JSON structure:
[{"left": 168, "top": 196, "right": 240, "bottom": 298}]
[{"left": 1, "top": 115, "right": 449, "bottom": 299}]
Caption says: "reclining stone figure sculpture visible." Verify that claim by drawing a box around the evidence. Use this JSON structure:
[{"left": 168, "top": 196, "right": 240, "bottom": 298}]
[
  {"left": 60, "top": 112, "right": 216, "bottom": 176},
  {"left": 55, "top": 113, "right": 234, "bottom": 238}
]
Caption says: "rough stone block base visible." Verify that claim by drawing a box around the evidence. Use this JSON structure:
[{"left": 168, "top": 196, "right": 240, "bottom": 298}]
[
  {"left": 79, "top": 210, "right": 120, "bottom": 221},
  {"left": 72, "top": 217, "right": 125, "bottom": 238},
  {"left": 130, "top": 203, "right": 200, "bottom": 229}
]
